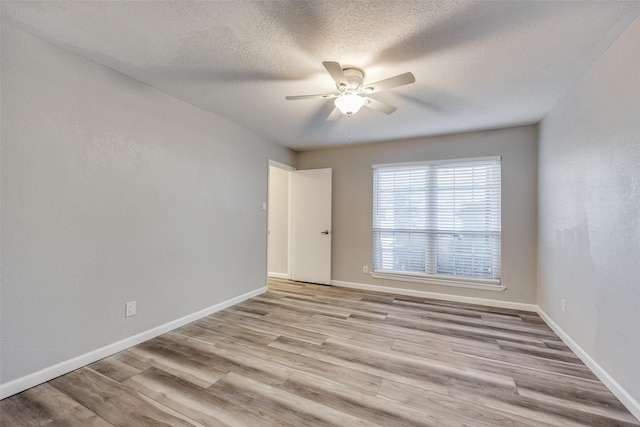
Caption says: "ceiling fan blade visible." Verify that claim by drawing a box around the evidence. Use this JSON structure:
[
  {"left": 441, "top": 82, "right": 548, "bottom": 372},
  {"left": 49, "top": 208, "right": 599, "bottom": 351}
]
[
  {"left": 326, "top": 107, "right": 341, "bottom": 121},
  {"left": 364, "top": 72, "right": 415, "bottom": 93},
  {"left": 285, "top": 93, "right": 338, "bottom": 101},
  {"left": 322, "top": 61, "right": 349, "bottom": 87},
  {"left": 364, "top": 97, "right": 397, "bottom": 115}
]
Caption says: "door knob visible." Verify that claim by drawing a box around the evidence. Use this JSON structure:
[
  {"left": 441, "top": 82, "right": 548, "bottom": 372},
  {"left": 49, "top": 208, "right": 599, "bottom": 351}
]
[{"left": 321, "top": 230, "right": 330, "bottom": 235}]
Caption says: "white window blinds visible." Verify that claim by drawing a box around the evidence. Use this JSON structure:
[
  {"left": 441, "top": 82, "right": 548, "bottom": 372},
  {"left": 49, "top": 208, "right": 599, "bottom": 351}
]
[{"left": 373, "top": 157, "right": 501, "bottom": 282}]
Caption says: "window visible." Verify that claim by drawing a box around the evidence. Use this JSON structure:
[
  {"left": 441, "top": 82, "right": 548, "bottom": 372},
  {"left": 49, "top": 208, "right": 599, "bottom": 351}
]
[{"left": 372, "top": 157, "right": 501, "bottom": 288}]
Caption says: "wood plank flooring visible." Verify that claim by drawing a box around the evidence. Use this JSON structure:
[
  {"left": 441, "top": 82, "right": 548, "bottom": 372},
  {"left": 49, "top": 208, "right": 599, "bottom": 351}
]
[{"left": 2, "top": 278, "right": 638, "bottom": 426}]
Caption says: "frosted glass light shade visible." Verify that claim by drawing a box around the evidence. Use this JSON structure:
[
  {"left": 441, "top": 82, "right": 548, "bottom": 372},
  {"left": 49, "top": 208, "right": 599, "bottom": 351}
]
[{"left": 335, "top": 94, "right": 366, "bottom": 116}]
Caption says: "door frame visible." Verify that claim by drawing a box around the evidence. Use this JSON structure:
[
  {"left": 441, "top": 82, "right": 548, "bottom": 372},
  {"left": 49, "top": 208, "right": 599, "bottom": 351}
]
[{"left": 267, "top": 160, "right": 295, "bottom": 283}]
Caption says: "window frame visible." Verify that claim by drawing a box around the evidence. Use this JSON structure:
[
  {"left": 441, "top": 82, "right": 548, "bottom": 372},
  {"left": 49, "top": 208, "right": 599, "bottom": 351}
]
[{"left": 371, "top": 156, "right": 504, "bottom": 291}]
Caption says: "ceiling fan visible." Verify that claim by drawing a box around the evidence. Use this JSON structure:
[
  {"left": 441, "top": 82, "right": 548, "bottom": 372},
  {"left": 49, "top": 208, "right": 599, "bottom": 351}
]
[{"left": 285, "top": 61, "right": 416, "bottom": 120}]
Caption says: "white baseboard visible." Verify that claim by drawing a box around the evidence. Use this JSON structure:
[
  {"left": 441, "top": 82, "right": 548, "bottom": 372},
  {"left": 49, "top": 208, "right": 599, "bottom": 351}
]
[
  {"left": 331, "top": 280, "right": 537, "bottom": 312},
  {"left": 0, "top": 286, "right": 266, "bottom": 400},
  {"left": 536, "top": 307, "right": 640, "bottom": 421},
  {"left": 268, "top": 272, "right": 290, "bottom": 279}
]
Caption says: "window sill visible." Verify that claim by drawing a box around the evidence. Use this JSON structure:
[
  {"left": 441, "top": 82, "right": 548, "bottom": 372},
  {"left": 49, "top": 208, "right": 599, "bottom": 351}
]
[{"left": 370, "top": 271, "right": 505, "bottom": 292}]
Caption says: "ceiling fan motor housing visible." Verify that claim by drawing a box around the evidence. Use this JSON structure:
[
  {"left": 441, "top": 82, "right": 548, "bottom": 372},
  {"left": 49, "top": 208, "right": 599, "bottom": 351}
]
[{"left": 340, "top": 68, "right": 365, "bottom": 93}]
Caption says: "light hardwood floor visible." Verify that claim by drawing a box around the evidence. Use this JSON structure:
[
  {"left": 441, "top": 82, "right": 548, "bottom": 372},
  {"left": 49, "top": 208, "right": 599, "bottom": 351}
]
[{"left": 1, "top": 278, "right": 638, "bottom": 426}]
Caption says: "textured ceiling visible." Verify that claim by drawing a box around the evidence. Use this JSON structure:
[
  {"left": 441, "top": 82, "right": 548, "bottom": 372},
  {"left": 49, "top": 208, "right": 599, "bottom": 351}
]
[{"left": 2, "top": 1, "right": 639, "bottom": 151}]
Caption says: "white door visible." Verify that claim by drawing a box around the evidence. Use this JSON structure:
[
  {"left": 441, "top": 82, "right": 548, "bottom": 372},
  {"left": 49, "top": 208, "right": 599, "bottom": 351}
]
[{"left": 291, "top": 168, "right": 332, "bottom": 285}]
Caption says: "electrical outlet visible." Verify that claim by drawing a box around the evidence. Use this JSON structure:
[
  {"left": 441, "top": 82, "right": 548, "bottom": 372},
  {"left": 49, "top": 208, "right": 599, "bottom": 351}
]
[
  {"left": 363, "top": 265, "right": 369, "bottom": 273},
  {"left": 561, "top": 299, "right": 566, "bottom": 312},
  {"left": 126, "top": 301, "right": 136, "bottom": 317}
]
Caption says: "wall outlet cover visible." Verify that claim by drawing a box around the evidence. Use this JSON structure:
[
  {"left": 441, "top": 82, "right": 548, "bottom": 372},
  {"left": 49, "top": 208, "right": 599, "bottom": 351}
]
[{"left": 126, "top": 301, "right": 136, "bottom": 317}]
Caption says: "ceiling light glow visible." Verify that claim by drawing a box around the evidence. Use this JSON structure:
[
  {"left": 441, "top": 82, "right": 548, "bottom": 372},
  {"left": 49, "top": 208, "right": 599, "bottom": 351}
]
[{"left": 335, "top": 93, "right": 366, "bottom": 116}]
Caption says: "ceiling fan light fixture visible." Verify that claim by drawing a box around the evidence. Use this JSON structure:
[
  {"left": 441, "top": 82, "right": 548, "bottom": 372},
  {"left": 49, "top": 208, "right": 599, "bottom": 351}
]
[
  {"left": 286, "top": 61, "right": 415, "bottom": 120},
  {"left": 335, "top": 93, "right": 366, "bottom": 116}
]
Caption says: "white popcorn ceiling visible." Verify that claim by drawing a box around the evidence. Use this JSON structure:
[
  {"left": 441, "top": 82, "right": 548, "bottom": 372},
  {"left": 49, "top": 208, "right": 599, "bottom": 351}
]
[{"left": 3, "top": 1, "right": 639, "bottom": 150}]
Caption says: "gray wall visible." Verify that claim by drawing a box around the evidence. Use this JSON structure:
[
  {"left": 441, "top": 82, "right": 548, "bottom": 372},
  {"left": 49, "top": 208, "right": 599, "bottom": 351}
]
[
  {"left": 538, "top": 16, "right": 640, "bottom": 402},
  {"left": 0, "top": 22, "right": 295, "bottom": 384},
  {"left": 298, "top": 125, "right": 538, "bottom": 304}
]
